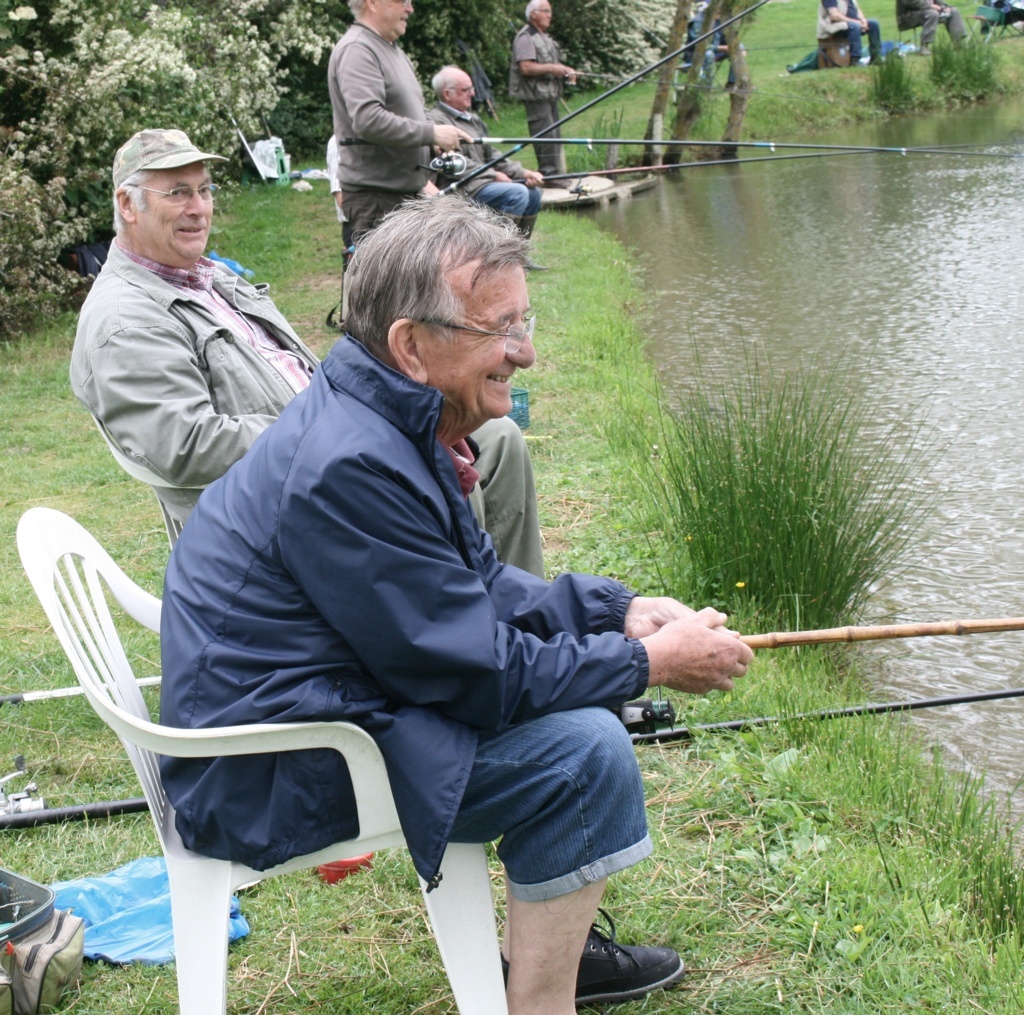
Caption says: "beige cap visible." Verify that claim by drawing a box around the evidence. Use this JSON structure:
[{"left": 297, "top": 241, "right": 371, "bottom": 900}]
[{"left": 113, "top": 129, "right": 227, "bottom": 189}]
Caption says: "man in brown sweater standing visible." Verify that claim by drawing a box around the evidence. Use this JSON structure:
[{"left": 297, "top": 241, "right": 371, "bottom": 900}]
[{"left": 327, "top": 0, "right": 471, "bottom": 242}]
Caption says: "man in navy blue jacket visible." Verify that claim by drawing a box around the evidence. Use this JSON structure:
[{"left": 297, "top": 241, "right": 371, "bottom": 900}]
[{"left": 160, "top": 197, "right": 752, "bottom": 1011}]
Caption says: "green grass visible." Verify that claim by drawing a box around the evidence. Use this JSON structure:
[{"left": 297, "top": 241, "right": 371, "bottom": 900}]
[{"left": 4, "top": 180, "right": 1024, "bottom": 1012}]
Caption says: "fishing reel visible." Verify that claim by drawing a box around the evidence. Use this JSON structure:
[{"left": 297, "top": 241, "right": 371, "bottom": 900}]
[
  {"left": 428, "top": 152, "right": 468, "bottom": 177},
  {"left": 619, "top": 697, "right": 676, "bottom": 735},
  {"left": 0, "top": 754, "right": 45, "bottom": 816}
]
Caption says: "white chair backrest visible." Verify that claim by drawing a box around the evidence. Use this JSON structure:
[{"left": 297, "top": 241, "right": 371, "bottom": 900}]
[
  {"left": 16, "top": 506, "right": 178, "bottom": 842},
  {"left": 16, "top": 506, "right": 404, "bottom": 849},
  {"left": 91, "top": 418, "right": 186, "bottom": 546}
]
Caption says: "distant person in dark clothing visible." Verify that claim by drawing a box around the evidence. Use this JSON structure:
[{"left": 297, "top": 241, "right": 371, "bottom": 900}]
[
  {"left": 684, "top": 3, "right": 744, "bottom": 87},
  {"left": 895, "top": 0, "right": 967, "bottom": 53}
]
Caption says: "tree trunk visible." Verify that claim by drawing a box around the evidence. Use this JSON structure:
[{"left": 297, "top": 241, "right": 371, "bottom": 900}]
[
  {"left": 671, "top": 0, "right": 724, "bottom": 144},
  {"left": 714, "top": 19, "right": 752, "bottom": 159},
  {"left": 643, "top": 0, "right": 692, "bottom": 166}
]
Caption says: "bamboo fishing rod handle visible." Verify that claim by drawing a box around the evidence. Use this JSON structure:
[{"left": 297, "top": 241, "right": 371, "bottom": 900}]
[{"left": 741, "top": 617, "right": 1024, "bottom": 650}]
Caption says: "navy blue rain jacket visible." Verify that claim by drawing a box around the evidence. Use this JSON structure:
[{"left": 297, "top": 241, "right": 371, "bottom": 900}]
[{"left": 159, "top": 336, "right": 649, "bottom": 885}]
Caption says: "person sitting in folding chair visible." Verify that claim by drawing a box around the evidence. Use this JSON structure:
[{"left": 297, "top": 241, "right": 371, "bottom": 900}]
[
  {"left": 428, "top": 65, "right": 544, "bottom": 237},
  {"left": 896, "top": 0, "right": 967, "bottom": 53},
  {"left": 818, "top": 0, "right": 883, "bottom": 64}
]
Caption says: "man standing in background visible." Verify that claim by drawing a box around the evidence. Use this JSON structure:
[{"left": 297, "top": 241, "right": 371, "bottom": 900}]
[
  {"left": 327, "top": 0, "right": 471, "bottom": 242},
  {"left": 508, "top": 0, "right": 576, "bottom": 183}
]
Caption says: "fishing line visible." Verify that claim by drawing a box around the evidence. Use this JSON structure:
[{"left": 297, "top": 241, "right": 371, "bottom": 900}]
[{"left": 539, "top": 148, "right": 872, "bottom": 182}]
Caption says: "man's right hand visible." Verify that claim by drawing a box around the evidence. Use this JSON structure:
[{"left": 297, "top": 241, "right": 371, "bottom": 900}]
[
  {"left": 641, "top": 608, "right": 753, "bottom": 695},
  {"left": 432, "top": 124, "right": 473, "bottom": 151}
]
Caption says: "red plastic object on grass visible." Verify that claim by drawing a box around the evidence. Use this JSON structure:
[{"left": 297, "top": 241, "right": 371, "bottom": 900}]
[{"left": 317, "top": 852, "right": 374, "bottom": 883}]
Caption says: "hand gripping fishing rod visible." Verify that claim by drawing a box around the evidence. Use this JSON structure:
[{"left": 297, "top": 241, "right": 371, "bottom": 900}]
[
  {"left": 433, "top": 0, "right": 774, "bottom": 195},
  {"left": 630, "top": 615, "right": 1024, "bottom": 746}
]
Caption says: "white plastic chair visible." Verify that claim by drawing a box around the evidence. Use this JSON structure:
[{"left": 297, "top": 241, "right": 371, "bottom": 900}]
[
  {"left": 91, "top": 417, "right": 185, "bottom": 546},
  {"left": 16, "top": 507, "right": 507, "bottom": 1015}
]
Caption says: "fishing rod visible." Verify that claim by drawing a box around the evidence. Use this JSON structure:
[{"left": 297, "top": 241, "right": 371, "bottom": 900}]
[
  {"left": 472, "top": 136, "right": 1024, "bottom": 160},
  {"left": 434, "top": 0, "right": 775, "bottom": 195},
  {"left": 0, "top": 676, "right": 160, "bottom": 707},
  {"left": 740, "top": 616, "right": 1024, "bottom": 650},
  {"left": 539, "top": 148, "right": 874, "bottom": 182},
  {"left": 12, "top": 685, "right": 1023, "bottom": 827},
  {"left": 0, "top": 797, "right": 149, "bottom": 829},
  {"left": 630, "top": 686, "right": 1024, "bottom": 746},
  {"left": 626, "top": 616, "right": 1024, "bottom": 745}
]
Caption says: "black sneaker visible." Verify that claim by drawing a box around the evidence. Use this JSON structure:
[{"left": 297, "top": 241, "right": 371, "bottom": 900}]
[
  {"left": 575, "top": 910, "right": 685, "bottom": 1005},
  {"left": 500, "top": 909, "right": 685, "bottom": 1007}
]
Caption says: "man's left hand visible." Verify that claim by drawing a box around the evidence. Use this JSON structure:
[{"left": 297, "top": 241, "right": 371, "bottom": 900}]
[
  {"left": 523, "top": 170, "right": 544, "bottom": 187},
  {"left": 624, "top": 596, "right": 697, "bottom": 639}
]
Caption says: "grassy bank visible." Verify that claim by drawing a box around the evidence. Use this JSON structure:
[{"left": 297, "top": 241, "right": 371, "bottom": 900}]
[{"left": 2, "top": 174, "right": 1024, "bottom": 1013}]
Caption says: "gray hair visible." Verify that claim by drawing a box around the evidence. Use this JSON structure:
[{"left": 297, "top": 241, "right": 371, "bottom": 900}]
[
  {"left": 431, "top": 65, "right": 462, "bottom": 98},
  {"left": 112, "top": 169, "right": 152, "bottom": 235},
  {"left": 525, "top": 0, "right": 549, "bottom": 19},
  {"left": 345, "top": 196, "right": 531, "bottom": 362},
  {"left": 349, "top": 0, "right": 366, "bottom": 14}
]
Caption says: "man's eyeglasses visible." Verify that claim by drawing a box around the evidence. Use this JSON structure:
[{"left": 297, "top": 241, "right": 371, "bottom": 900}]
[
  {"left": 132, "top": 184, "right": 219, "bottom": 205},
  {"left": 424, "top": 316, "right": 536, "bottom": 355}
]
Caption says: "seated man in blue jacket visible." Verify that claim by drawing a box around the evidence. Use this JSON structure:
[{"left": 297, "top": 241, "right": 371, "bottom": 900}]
[{"left": 159, "top": 197, "right": 753, "bottom": 1012}]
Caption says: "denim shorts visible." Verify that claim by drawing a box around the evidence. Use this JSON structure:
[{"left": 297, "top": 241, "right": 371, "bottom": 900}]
[{"left": 449, "top": 707, "right": 652, "bottom": 902}]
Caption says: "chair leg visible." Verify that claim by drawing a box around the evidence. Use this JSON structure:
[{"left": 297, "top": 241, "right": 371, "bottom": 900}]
[
  {"left": 420, "top": 842, "right": 508, "bottom": 1015},
  {"left": 166, "top": 856, "right": 235, "bottom": 1015}
]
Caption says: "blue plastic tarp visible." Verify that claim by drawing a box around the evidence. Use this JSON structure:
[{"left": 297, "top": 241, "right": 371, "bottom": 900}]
[{"left": 51, "top": 856, "right": 249, "bottom": 965}]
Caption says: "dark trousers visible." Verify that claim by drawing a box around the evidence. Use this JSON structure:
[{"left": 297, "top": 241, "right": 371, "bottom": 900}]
[
  {"left": 523, "top": 99, "right": 564, "bottom": 178},
  {"left": 846, "top": 18, "right": 883, "bottom": 62},
  {"left": 341, "top": 188, "right": 413, "bottom": 245}
]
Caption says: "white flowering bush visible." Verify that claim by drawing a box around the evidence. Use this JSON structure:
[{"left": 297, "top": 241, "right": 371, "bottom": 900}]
[
  {"left": 0, "top": 153, "right": 82, "bottom": 336},
  {"left": 541, "top": 0, "right": 679, "bottom": 77},
  {"left": 0, "top": 0, "right": 345, "bottom": 336}
]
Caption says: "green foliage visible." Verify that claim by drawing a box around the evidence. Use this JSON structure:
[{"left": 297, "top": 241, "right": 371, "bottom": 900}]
[
  {"left": 930, "top": 37, "right": 999, "bottom": 102},
  {"left": 0, "top": 156, "right": 84, "bottom": 337},
  {"left": 626, "top": 354, "right": 939, "bottom": 632},
  {"left": 872, "top": 49, "right": 917, "bottom": 112},
  {"left": 540, "top": 0, "right": 676, "bottom": 77},
  {"left": 0, "top": 1, "right": 343, "bottom": 277}
]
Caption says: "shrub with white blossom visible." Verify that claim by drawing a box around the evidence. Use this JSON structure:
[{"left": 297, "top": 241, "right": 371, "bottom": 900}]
[{"left": 0, "top": 0, "right": 677, "bottom": 336}]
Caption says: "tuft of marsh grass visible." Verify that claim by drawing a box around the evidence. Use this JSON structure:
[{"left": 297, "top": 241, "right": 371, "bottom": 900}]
[
  {"left": 872, "top": 50, "right": 918, "bottom": 112},
  {"left": 623, "top": 352, "right": 940, "bottom": 633},
  {"left": 930, "top": 37, "right": 1000, "bottom": 102}
]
